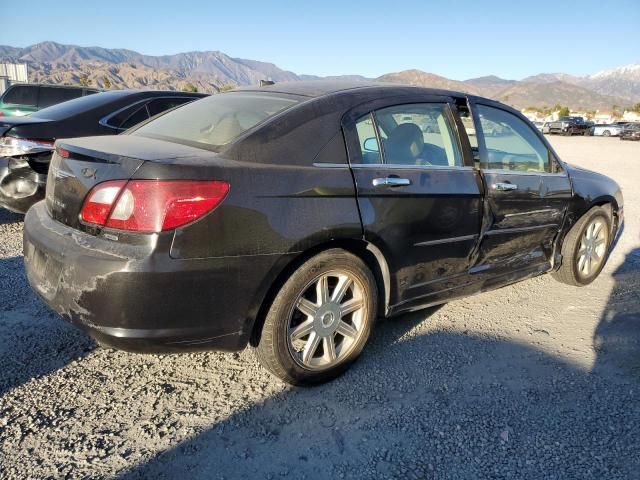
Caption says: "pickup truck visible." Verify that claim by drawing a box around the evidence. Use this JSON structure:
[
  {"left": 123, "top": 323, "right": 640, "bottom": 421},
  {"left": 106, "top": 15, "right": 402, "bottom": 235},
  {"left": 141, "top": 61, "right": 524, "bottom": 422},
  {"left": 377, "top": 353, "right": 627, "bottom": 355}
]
[{"left": 546, "top": 116, "right": 589, "bottom": 136}]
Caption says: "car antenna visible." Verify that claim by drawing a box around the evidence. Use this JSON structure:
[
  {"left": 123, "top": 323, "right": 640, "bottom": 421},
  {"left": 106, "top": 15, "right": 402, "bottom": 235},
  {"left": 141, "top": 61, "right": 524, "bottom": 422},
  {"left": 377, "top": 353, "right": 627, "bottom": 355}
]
[{"left": 260, "top": 80, "right": 275, "bottom": 87}]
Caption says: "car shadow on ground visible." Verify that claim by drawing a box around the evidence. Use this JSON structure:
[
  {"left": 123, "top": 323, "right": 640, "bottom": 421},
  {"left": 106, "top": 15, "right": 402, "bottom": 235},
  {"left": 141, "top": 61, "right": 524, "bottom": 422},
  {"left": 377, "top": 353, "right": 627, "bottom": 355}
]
[
  {"left": 119, "top": 249, "right": 640, "bottom": 479},
  {"left": 0, "top": 255, "right": 95, "bottom": 396}
]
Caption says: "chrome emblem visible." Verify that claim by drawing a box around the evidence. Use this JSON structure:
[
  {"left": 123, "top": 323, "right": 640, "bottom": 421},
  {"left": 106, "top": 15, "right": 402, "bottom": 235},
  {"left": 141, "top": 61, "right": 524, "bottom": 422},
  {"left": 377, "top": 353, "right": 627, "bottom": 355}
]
[{"left": 81, "top": 167, "right": 97, "bottom": 179}]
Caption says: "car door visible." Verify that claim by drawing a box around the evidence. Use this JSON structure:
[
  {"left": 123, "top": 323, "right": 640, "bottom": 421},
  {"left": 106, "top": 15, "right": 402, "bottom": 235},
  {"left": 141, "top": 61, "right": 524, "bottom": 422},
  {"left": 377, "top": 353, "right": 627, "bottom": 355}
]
[
  {"left": 343, "top": 97, "right": 483, "bottom": 313},
  {"left": 470, "top": 100, "right": 572, "bottom": 278}
]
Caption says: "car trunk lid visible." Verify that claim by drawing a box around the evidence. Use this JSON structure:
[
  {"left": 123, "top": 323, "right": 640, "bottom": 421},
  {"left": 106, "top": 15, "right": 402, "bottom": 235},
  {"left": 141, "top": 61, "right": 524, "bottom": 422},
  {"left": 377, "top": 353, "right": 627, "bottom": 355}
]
[{"left": 46, "top": 135, "right": 208, "bottom": 230}]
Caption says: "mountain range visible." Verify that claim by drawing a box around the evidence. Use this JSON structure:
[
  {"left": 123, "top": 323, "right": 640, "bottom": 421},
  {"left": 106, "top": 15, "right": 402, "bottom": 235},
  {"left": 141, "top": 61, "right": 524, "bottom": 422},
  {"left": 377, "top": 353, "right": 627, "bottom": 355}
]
[{"left": 1, "top": 41, "right": 638, "bottom": 111}]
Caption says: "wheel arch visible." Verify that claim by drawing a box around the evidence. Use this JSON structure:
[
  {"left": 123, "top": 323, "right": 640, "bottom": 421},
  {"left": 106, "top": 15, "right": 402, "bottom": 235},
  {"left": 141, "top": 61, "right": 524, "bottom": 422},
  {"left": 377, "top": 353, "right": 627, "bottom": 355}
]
[{"left": 247, "top": 238, "right": 392, "bottom": 347}]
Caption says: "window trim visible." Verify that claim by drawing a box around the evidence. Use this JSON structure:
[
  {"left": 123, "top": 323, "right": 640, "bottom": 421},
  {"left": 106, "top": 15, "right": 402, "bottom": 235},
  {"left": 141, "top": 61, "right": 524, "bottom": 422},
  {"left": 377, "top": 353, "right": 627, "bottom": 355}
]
[
  {"left": 471, "top": 100, "right": 566, "bottom": 175},
  {"left": 346, "top": 100, "right": 470, "bottom": 170}
]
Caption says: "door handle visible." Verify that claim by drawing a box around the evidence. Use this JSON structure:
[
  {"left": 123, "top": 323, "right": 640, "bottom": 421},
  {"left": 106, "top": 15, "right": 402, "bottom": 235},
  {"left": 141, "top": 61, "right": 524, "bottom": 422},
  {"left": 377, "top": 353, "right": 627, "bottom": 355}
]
[
  {"left": 372, "top": 177, "right": 411, "bottom": 187},
  {"left": 492, "top": 182, "right": 518, "bottom": 191}
]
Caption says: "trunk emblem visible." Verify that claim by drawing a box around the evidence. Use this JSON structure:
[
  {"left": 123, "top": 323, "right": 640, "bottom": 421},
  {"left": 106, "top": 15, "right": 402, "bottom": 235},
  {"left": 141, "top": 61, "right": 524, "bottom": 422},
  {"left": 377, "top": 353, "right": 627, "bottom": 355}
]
[{"left": 81, "top": 167, "right": 97, "bottom": 179}]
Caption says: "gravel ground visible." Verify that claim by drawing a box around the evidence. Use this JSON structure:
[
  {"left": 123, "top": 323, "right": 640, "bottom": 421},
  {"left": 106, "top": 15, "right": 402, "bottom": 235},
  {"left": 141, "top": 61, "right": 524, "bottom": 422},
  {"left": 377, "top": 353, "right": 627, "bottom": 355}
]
[{"left": 0, "top": 136, "right": 639, "bottom": 479}]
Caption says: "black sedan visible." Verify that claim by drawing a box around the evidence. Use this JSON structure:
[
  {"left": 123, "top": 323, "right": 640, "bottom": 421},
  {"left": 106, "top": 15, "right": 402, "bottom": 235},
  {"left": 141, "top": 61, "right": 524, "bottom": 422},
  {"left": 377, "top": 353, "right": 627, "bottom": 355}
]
[
  {"left": 620, "top": 123, "right": 640, "bottom": 141},
  {"left": 0, "top": 89, "right": 206, "bottom": 213},
  {"left": 23, "top": 81, "right": 624, "bottom": 385}
]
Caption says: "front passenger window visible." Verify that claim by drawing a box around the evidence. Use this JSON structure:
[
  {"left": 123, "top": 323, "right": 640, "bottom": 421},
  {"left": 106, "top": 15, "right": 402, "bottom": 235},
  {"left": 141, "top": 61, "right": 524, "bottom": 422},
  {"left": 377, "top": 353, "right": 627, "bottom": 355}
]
[{"left": 477, "top": 105, "right": 551, "bottom": 173}]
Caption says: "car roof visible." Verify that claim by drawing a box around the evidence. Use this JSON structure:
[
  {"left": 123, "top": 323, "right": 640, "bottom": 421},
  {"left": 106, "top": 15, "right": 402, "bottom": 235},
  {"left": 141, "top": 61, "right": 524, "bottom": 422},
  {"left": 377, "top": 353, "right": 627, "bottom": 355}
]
[
  {"left": 85, "top": 89, "right": 207, "bottom": 98},
  {"left": 237, "top": 80, "right": 470, "bottom": 100},
  {"left": 5, "top": 83, "right": 101, "bottom": 91}
]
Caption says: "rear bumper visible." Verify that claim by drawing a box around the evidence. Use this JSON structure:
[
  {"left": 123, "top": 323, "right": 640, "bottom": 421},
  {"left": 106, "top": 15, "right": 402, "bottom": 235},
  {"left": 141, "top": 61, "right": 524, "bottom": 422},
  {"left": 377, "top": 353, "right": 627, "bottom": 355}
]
[
  {"left": 0, "top": 157, "right": 46, "bottom": 214},
  {"left": 23, "top": 202, "right": 289, "bottom": 353}
]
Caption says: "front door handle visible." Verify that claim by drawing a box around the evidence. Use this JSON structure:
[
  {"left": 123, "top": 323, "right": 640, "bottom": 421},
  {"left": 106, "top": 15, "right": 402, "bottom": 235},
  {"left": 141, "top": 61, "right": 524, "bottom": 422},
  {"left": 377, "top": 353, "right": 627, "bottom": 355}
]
[
  {"left": 372, "top": 177, "right": 411, "bottom": 187},
  {"left": 492, "top": 182, "right": 518, "bottom": 191}
]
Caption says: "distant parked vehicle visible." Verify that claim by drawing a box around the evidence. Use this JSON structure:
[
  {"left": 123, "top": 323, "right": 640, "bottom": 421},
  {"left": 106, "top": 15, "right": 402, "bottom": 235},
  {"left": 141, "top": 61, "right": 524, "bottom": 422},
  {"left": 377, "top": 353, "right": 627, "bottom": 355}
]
[
  {"left": 542, "top": 122, "right": 551, "bottom": 134},
  {"left": 592, "top": 124, "right": 624, "bottom": 137},
  {"left": 0, "top": 89, "right": 206, "bottom": 213},
  {"left": 0, "top": 83, "right": 100, "bottom": 117},
  {"left": 546, "top": 116, "right": 589, "bottom": 136},
  {"left": 619, "top": 123, "right": 640, "bottom": 141}
]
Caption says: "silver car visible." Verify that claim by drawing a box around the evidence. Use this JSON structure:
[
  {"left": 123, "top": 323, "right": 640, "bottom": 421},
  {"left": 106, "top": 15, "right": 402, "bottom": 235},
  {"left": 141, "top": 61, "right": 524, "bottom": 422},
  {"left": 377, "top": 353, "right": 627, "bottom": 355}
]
[{"left": 592, "top": 124, "right": 624, "bottom": 137}]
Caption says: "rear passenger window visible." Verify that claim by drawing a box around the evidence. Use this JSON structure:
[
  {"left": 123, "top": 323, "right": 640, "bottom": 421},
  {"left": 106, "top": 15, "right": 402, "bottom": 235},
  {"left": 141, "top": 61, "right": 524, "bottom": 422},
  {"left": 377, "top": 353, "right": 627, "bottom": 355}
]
[
  {"left": 120, "top": 105, "right": 150, "bottom": 129},
  {"left": 355, "top": 103, "right": 463, "bottom": 167},
  {"left": 147, "top": 98, "right": 192, "bottom": 117},
  {"left": 38, "top": 87, "right": 84, "bottom": 108},
  {"left": 355, "top": 114, "right": 381, "bottom": 164},
  {"left": 2, "top": 85, "right": 37, "bottom": 106}
]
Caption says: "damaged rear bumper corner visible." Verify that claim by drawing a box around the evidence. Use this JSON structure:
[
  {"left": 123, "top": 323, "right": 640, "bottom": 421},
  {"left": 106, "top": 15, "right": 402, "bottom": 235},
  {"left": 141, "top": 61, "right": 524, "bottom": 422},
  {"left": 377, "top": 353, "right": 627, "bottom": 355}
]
[{"left": 23, "top": 201, "right": 255, "bottom": 353}]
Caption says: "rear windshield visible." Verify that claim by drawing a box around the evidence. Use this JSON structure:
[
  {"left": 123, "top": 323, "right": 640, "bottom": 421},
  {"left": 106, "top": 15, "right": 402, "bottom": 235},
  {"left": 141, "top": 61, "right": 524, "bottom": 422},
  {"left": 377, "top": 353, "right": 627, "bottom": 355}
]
[
  {"left": 2, "top": 85, "right": 38, "bottom": 106},
  {"left": 130, "top": 92, "right": 300, "bottom": 150}
]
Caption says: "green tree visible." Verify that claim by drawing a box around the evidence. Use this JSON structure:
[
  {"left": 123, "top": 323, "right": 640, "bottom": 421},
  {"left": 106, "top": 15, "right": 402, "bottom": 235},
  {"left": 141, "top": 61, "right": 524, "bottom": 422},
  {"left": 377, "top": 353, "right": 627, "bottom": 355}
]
[
  {"left": 79, "top": 74, "right": 92, "bottom": 87},
  {"left": 182, "top": 82, "right": 198, "bottom": 93},
  {"left": 557, "top": 106, "right": 570, "bottom": 117},
  {"left": 102, "top": 76, "right": 112, "bottom": 89},
  {"left": 631, "top": 103, "right": 640, "bottom": 114}
]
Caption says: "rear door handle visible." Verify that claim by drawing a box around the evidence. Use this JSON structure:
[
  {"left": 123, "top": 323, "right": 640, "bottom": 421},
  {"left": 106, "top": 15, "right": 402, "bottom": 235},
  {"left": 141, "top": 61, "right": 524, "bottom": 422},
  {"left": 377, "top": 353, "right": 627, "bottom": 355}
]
[
  {"left": 372, "top": 177, "right": 411, "bottom": 187},
  {"left": 492, "top": 182, "right": 518, "bottom": 191}
]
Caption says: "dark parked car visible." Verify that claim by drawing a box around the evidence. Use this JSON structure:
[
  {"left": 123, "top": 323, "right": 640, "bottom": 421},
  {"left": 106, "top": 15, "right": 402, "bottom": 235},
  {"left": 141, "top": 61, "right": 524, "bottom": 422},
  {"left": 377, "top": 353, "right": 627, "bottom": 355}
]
[
  {"left": 546, "top": 116, "right": 589, "bottom": 136},
  {"left": 23, "top": 81, "right": 624, "bottom": 385},
  {"left": 0, "top": 83, "right": 100, "bottom": 117},
  {"left": 0, "top": 89, "right": 206, "bottom": 213},
  {"left": 619, "top": 123, "right": 640, "bottom": 141}
]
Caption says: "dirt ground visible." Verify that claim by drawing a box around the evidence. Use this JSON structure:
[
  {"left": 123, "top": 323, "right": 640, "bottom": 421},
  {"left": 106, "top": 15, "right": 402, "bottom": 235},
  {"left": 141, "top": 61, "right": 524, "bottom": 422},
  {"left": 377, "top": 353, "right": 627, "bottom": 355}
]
[{"left": 0, "top": 136, "right": 639, "bottom": 479}]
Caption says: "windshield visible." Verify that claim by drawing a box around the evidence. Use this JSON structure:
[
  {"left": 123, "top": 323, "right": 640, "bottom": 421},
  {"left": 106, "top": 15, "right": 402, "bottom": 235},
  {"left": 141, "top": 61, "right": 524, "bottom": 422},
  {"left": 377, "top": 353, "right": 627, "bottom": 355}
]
[
  {"left": 32, "top": 91, "right": 125, "bottom": 120},
  {"left": 130, "top": 92, "right": 300, "bottom": 150}
]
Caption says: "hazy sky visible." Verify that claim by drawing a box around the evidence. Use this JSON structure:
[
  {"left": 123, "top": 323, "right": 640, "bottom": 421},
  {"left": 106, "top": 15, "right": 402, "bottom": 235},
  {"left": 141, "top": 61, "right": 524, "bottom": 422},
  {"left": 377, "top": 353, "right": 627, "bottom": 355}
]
[{"left": 2, "top": 0, "right": 639, "bottom": 80}]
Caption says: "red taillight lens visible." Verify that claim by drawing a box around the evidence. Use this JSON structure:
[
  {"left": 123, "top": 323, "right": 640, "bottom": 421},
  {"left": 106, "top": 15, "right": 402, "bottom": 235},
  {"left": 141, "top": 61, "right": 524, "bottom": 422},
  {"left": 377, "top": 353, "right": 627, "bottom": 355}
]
[
  {"left": 80, "top": 180, "right": 127, "bottom": 226},
  {"left": 80, "top": 180, "right": 229, "bottom": 233}
]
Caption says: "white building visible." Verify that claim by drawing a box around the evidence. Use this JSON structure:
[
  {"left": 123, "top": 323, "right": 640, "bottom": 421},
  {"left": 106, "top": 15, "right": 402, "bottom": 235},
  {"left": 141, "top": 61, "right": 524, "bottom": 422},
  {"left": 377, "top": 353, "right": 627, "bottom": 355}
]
[
  {"left": 592, "top": 111, "right": 616, "bottom": 125},
  {"left": 622, "top": 111, "right": 640, "bottom": 123},
  {"left": 0, "top": 63, "right": 29, "bottom": 95}
]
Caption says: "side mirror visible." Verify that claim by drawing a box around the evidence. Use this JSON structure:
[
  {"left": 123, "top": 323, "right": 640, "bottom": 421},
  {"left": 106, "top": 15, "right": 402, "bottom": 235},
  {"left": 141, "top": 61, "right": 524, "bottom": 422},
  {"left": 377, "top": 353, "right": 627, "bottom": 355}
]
[{"left": 363, "top": 137, "right": 379, "bottom": 152}]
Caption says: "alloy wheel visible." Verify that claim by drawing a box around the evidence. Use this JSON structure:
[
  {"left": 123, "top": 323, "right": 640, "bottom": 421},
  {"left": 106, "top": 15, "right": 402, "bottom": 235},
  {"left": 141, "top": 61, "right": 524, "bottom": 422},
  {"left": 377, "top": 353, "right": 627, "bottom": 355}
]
[
  {"left": 576, "top": 218, "right": 608, "bottom": 278},
  {"left": 286, "top": 271, "right": 366, "bottom": 370}
]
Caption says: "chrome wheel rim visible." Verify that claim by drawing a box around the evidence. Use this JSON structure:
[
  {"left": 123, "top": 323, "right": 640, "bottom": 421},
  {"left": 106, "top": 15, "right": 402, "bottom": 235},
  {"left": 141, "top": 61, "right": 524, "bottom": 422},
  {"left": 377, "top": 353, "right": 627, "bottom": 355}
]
[
  {"left": 286, "top": 271, "right": 366, "bottom": 371},
  {"left": 576, "top": 218, "right": 608, "bottom": 277}
]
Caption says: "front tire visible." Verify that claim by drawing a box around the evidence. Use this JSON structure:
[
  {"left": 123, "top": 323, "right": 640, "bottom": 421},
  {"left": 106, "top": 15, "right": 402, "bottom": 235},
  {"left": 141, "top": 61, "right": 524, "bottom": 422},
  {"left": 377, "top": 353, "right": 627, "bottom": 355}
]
[
  {"left": 553, "top": 206, "right": 611, "bottom": 286},
  {"left": 255, "top": 249, "right": 377, "bottom": 385}
]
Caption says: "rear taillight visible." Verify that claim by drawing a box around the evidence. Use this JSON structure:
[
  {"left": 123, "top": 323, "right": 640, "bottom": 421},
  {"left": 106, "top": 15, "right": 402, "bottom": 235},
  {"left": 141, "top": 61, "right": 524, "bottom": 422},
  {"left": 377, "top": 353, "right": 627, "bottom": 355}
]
[{"left": 80, "top": 180, "right": 229, "bottom": 233}]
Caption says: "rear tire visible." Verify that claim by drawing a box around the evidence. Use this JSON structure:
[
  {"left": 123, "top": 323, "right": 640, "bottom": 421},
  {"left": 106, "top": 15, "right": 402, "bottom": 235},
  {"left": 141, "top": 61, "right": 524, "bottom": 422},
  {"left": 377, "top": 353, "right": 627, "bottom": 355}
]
[
  {"left": 255, "top": 249, "right": 377, "bottom": 386},
  {"left": 553, "top": 206, "right": 612, "bottom": 286},
  {"left": 603, "top": 130, "right": 611, "bottom": 137}
]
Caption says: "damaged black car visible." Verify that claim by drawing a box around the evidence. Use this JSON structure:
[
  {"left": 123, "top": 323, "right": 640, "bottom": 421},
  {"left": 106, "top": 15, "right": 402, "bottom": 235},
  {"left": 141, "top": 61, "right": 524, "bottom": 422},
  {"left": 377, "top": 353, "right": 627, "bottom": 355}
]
[
  {"left": 23, "top": 81, "right": 623, "bottom": 385},
  {"left": 0, "top": 89, "right": 206, "bottom": 213}
]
